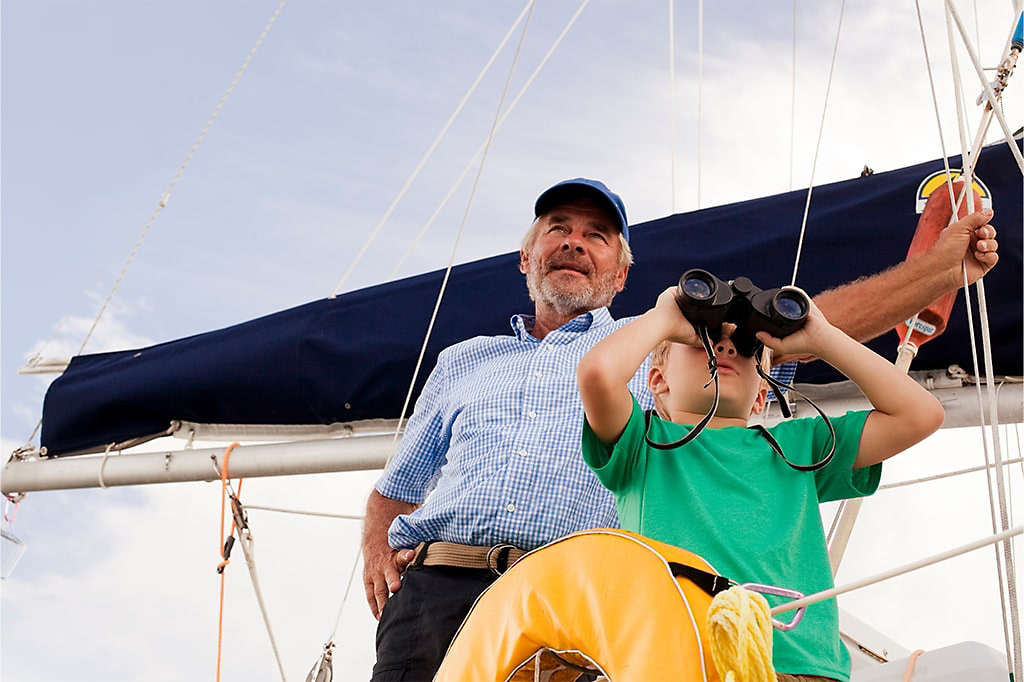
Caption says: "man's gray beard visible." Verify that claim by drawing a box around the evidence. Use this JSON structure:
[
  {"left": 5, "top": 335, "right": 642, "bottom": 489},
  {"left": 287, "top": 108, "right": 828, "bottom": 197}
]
[{"left": 526, "top": 265, "right": 620, "bottom": 317}]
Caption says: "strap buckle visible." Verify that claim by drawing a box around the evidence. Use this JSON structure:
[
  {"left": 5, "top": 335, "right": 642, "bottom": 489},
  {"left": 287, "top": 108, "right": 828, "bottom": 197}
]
[{"left": 485, "top": 543, "right": 517, "bottom": 575}]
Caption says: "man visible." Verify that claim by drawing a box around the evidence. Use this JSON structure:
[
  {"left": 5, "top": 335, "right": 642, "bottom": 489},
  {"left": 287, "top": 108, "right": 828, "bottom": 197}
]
[{"left": 363, "top": 178, "right": 998, "bottom": 681}]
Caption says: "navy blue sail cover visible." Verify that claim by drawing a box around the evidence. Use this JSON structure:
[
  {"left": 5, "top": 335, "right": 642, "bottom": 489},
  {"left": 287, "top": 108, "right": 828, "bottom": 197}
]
[{"left": 42, "top": 141, "right": 1022, "bottom": 456}]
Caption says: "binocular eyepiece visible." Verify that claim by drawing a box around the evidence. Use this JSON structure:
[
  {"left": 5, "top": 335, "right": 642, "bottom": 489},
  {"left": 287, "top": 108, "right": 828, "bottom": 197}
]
[{"left": 674, "top": 269, "right": 809, "bottom": 357}]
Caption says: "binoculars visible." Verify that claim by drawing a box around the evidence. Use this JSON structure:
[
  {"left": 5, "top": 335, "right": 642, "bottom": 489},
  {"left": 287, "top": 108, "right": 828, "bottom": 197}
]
[{"left": 674, "top": 269, "right": 810, "bottom": 357}]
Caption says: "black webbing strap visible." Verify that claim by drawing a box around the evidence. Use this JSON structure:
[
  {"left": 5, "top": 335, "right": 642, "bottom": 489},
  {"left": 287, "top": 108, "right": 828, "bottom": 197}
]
[
  {"left": 644, "top": 326, "right": 719, "bottom": 451},
  {"left": 668, "top": 562, "right": 736, "bottom": 597},
  {"left": 752, "top": 346, "right": 837, "bottom": 472}
]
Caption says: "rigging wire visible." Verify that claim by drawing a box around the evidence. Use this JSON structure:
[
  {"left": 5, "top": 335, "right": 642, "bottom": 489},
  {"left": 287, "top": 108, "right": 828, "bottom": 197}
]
[
  {"left": 774, "top": 526, "right": 1023, "bottom": 616},
  {"left": 947, "top": 2, "right": 1024, "bottom": 172},
  {"left": 696, "top": 0, "right": 704, "bottom": 209},
  {"left": 391, "top": 3, "right": 536, "bottom": 456},
  {"left": 941, "top": 3, "right": 1021, "bottom": 673},
  {"left": 15, "top": 0, "right": 290, "bottom": 452},
  {"left": 244, "top": 504, "right": 363, "bottom": 521},
  {"left": 789, "top": 0, "right": 846, "bottom": 287},
  {"left": 669, "top": 0, "right": 677, "bottom": 213},
  {"left": 388, "top": 0, "right": 595, "bottom": 280},
  {"left": 878, "top": 456, "right": 1024, "bottom": 491},
  {"left": 328, "top": 0, "right": 536, "bottom": 298},
  {"left": 789, "top": 0, "right": 797, "bottom": 191}
]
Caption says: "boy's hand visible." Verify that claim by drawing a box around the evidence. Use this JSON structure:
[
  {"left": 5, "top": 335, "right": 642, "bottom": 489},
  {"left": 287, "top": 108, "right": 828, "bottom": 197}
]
[
  {"left": 754, "top": 293, "right": 841, "bottom": 359},
  {"left": 653, "top": 287, "right": 702, "bottom": 347}
]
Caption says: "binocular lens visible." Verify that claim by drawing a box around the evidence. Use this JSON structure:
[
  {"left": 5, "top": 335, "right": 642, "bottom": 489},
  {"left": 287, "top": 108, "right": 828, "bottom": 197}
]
[
  {"left": 682, "top": 276, "right": 714, "bottom": 300},
  {"left": 773, "top": 292, "right": 807, "bottom": 320}
]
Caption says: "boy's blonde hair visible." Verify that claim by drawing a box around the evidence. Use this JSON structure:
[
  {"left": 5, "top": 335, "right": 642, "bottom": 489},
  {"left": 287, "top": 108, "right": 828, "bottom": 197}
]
[{"left": 648, "top": 339, "right": 772, "bottom": 419}]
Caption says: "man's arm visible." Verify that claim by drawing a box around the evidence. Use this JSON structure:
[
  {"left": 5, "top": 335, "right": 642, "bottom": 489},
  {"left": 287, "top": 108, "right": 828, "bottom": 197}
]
[
  {"left": 362, "top": 489, "right": 418, "bottom": 620},
  {"left": 779, "top": 209, "right": 998, "bottom": 363}
]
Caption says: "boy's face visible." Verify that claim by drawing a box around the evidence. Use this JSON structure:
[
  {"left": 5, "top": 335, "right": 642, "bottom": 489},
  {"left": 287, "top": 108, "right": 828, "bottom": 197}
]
[{"left": 650, "top": 328, "right": 767, "bottom": 421}]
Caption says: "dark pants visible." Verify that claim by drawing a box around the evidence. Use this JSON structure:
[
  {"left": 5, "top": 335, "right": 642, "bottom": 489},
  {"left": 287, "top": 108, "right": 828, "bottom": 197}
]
[{"left": 370, "top": 563, "right": 497, "bottom": 682}]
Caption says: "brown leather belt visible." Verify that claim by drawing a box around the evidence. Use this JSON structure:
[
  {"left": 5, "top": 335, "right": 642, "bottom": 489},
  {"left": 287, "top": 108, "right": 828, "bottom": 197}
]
[{"left": 412, "top": 540, "right": 526, "bottom": 574}]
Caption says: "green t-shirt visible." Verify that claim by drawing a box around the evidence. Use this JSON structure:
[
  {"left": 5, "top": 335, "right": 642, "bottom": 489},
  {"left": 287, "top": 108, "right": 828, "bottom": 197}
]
[{"left": 581, "top": 396, "right": 879, "bottom": 682}]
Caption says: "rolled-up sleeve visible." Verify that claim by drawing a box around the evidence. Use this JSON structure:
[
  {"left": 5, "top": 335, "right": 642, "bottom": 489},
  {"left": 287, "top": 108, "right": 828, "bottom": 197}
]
[{"left": 374, "top": 349, "right": 451, "bottom": 504}]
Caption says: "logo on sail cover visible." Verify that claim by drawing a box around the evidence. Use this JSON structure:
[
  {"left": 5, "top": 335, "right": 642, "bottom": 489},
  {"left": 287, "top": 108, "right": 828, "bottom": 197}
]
[{"left": 915, "top": 169, "right": 992, "bottom": 213}]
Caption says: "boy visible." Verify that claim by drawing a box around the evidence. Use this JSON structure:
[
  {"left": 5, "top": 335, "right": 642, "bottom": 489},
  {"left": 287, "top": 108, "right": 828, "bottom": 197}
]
[{"left": 576, "top": 285, "right": 944, "bottom": 682}]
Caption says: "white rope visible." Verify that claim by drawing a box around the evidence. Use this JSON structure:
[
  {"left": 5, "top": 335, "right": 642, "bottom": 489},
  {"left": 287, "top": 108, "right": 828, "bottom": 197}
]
[
  {"left": 789, "top": 0, "right": 846, "bottom": 287},
  {"left": 244, "top": 504, "right": 363, "bottom": 521},
  {"left": 18, "top": 0, "right": 290, "bottom": 451},
  {"left": 669, "top": 0, "right": 677, "bottom": 213},
  {"left": 388, "top": 0, "right": 594, "bottom": 280},
  {"left": 942, "top": 4, "right": 1021, "bottom": 669},
  {"left": 391, "top": 1, "right": 537, "bottom": 453},
  {"left": 947, "top": 1, "right": 1024, "bottom": 173},
  {"left": 328, "top": 0, "right": 536, "bottom": 298},
  {"left": 235, "top": 529, "right": 289, "bottom": 682},
  {"left": 773, "top": 525, "right": 1023, "bottom": 616},
  {"left": 97, "top": 443, "right": 116, "bottom": 489},
  {"left": 971, "top": 281, "right": 1022, "bottom": 677},
  {"left": 914, "top": 0, "right": 959, "bottom": 209},
  {"left": 696, "top": 0, "right": 704, "bottom": 209},
  {"left": 958, "top": 265, "right": 1016, "bottom": 665},
  {"left": 789, "top": 0, "right": 798, "bottom": 191},
  {"left": 78, "top": 0, "right": 290, "bottom": 357},
  {"left": 879, "top": 456, "right": 1024, "bottom": 490}
]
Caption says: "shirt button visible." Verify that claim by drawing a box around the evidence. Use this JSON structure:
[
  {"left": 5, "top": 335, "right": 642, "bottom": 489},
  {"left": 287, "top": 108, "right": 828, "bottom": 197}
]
[
  {"left": 528, "top": 411, "right": 537, "bottom": 419},
  {"left": 534, "top": 371, "right": 542, "bottom": 378},
  {"left": 506, "top": 503, "right": 516, "bottom": 513},
  {"left": 517, "top": 448, "right": 528, "bottom": 457}
]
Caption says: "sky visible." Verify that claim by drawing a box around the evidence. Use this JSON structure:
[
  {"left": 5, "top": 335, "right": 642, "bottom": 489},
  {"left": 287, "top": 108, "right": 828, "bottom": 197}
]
[{"left": 2, "top": 1, "right": 1023, "bottom": 680}]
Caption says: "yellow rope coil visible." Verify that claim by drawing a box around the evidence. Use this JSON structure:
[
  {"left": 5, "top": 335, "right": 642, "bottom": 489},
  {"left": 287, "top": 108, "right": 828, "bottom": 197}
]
[{"left": 707, "top": 585, "right": 776, "bottom": 682}]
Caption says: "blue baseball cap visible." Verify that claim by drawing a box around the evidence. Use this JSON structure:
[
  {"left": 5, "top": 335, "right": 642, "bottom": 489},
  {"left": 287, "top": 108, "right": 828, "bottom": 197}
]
[{"left": 534, "top": 178, "right": 630, "bottom": 243}]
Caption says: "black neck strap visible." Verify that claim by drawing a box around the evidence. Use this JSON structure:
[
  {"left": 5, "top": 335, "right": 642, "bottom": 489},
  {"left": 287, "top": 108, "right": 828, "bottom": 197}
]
[
  {"left": 643, "top": 333, "right": 836, "bottom": 473},
  {"left": 643, "top": 326, "right": 719, "bottom": 451}
]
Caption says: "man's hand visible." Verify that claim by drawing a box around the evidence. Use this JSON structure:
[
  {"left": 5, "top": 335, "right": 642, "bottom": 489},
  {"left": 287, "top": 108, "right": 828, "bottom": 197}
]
[
  {"left": 362, "top": 539, "right": 415, "bottom": 620},
  {"left": 361, "top": 489, "right": 418, "bottom": 620},
  {"left": 932, "top": 209, "right": 998, "bottom": 287}
]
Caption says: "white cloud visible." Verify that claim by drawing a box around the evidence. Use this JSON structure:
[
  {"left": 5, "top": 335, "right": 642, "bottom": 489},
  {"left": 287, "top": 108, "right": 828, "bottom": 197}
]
[
  {"left": 1, "top": 435, "right": 383, "bottom": 682},
  {"left": 2, "top": 1, "right": 1021, "bottom": 680},
  {"left": 24, "top": 291, "right": 153, "bottom": 362}
]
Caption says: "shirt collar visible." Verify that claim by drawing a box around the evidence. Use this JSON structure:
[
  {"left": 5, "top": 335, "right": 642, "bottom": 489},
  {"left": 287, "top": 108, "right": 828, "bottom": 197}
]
[{"left": 510, "top": 307, "right": 615, "bottom": 342}]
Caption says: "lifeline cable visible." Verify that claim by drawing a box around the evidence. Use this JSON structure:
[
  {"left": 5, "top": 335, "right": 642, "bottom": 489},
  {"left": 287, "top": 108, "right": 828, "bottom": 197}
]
[
  {"left": 388, "top": 0, "right": 594, "bottom": 279},
  {"left": 944, "top": 9, "right": 1021, "bottom": 669},
  {"left": 669, "top": 0, "right": 677, "bottom": 213},
  {"left": 943, "top": 10, "right": 1022, "bottom": 669},
  {"left": 329, "top": 0, "right": 536, "bottom": 297},
  {"left": 789, "top": 0, "right": 846, "bottom": 288},
  {"left": 913, "top": 3, "right": 1017, "bottom": 664},
  {"left": 391, "top": 0, "right": 536, "bottom": 453}
]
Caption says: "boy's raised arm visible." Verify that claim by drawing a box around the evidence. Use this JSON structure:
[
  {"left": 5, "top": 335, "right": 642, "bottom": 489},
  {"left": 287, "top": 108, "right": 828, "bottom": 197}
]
[
  {"left": 756, "top": 301, "right": 945, "bottom": 469},
  {"left": 578, "top": 288, "right": 700, "bottom": 443}
]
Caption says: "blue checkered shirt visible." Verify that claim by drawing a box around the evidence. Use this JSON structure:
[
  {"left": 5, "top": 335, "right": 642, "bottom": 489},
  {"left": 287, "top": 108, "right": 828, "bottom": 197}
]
[{"left": 376, "top": 307, "right": 797, "bottom": 551}]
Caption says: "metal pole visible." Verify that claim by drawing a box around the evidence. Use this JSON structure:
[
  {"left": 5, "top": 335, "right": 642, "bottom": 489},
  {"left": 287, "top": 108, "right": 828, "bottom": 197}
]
[{"left": 1, "top": 436, "right": 393, "bottom": 494}]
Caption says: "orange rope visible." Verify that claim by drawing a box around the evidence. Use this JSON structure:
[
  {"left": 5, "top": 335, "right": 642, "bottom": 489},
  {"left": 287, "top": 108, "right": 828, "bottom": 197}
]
[
  {"left": 903, "top": 649, "right": 926, "bottom": 681},
  {"left": 215, "top": 443, "right": 242, "bottom": 682}
]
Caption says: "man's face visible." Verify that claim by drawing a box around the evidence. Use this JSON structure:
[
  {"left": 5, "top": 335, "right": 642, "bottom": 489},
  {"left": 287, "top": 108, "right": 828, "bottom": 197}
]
[{"left": 519, "top": 199, "right": 629, "bottom": 316}]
